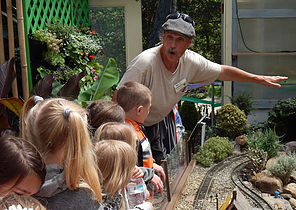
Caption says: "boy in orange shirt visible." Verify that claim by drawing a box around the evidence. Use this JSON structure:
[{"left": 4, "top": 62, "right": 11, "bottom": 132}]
[{"left": 117, "top": 81, "right": 165, "bottom": 194}]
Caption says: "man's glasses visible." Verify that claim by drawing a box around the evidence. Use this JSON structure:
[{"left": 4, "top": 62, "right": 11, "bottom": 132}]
[{"left": 166, "top": 12, "right": 195, "bottom": 26}]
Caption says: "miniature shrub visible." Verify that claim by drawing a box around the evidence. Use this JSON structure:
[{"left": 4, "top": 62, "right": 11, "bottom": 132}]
[
  {"left": 247, "top": 129, "right": 281, "bottom": 160},
  {"left": 179, "top": 101, "right": 201, "bottom": 131},
  {"left": 194, "top": 136, "right": 233, "bottom": 167},
  {"left": 267, "top": 153, "right": 296, "bottom": 185},
  {"left": 215, "top": 104, "right": 247, "bottom": 138},
  {"left": 268, "top": 97, "right": 296, "bottom": 142},
  {"left": 194, "top": 147, "right": 215, "bottom": 167},
  {"left": 231, "top": 92, "right": 253, "bottom": 116},
  {"left": 248, "top": 147, "right": 267, "bottom": 172}
]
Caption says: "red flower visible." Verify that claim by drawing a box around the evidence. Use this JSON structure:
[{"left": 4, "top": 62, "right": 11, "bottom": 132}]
[
  {"left": 88, "top": 30, "right": 91, "bottom": 33},
  {"left": 100, "top": 52, "right": 104, "bottom": 55},
  {"left": 78, "top": 29, "right": 81, "bottom": 32},
  {"left": 89, "top": 55, "right": 94, "bottom": 60},
  {"left": 81, "top": 52, "right": 84, "bottom": 55},
  {"left": 86, "top": 54, "right": 88, "bottom": 57},
  {"left": 91, "top": 30, "right": 95, "bottom": 34}
]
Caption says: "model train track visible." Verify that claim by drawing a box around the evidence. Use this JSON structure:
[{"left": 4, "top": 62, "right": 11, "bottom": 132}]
[
  {"left": 193, "top": 153, "right": 249, "bottom": 209},
  {"left": 231, "top": 161, "right": 274, "bottom": 210}
]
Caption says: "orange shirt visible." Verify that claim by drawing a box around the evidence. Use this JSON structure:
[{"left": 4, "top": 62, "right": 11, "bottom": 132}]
[{"left": 126, "top": 117, "right": 154, "bottom": 168}]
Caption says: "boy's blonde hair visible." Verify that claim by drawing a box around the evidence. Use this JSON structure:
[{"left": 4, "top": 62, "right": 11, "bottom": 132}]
[
  {"left": 94, "top": 122, "right": 138, "bottom": 149},
  {"left": 87, "top": 99, "right": 125, "bottom": 135},
  {"left": 0, "top": 194, "right": 46, "bottom": 210},
  {"left": 95, "top": 140, "right": 137, "bottom": 197},
  {"left": 117, "top": 81, "right": 151, "bottom": 112},
  {"left": 22, "top": 97, "right": 102, "bottom": 202}
]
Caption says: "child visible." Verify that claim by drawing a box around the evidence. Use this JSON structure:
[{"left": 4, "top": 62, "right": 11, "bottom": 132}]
[
  {"left": 87, "top": 99, "right": 125, "bottom": 135},
  {"left": 94, "top": 122, "right": 154, "bottom": 183},
  {"left": 22, "top": 96, "right": 103, "bottom": 209},
  {"left": 95, "top": 140, "right": 153, "bottom": 210},
  {"left": 0, "top": 135, "right": 46, "bottom": 197},
  {"left": 117, "top": 81, "right": 166, "bottom": 194},
  {"left": 0, "top": 194, "right": 46, "bottom": 210}
]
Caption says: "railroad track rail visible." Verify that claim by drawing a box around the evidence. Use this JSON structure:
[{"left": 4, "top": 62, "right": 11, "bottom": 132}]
[
  {"left": 193, "top": 153, "right": 248, "bottom": 209},
  {"left": 231, "top": 160, "right": 274, "bottom": 210}
]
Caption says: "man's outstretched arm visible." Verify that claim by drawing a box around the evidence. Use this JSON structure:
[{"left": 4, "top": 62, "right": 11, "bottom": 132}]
[{"left": 218, "top": 65, "right": 288, "bottom": 88}]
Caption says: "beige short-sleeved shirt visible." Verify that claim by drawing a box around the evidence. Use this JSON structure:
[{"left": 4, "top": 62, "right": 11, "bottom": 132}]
[{"left": 118, "top": 45, "right": 221, "bottom": 126}]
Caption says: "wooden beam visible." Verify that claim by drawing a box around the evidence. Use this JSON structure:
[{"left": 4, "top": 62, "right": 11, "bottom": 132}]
[
  {"left": 0, "top": 2, "right": 5, "bottom": 64},
  {"left": 16, "top": 0, "right": 29, "bottom": 100},
  {"left": 6, "top": 0, "right": 18, "bottom": 98}
]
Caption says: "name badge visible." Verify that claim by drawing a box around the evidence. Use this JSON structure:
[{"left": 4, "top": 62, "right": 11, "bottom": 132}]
[{"left": 174, "top": 78, "right": 187, "bottom": 93}]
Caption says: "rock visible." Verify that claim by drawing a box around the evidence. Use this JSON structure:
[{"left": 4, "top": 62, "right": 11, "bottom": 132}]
[
  {"left": 253, "top": 171, "right": 283, "bottom": 194},
  {"left": 284, "top": 183, "right": 296, "bottom": 198},
  {"left": 266, "top": 156, "right": 278, "bottom": 170},
  {"left": 235, "top": 135, "right": 248, "bottom": 146},
  {"left": 281, "top": 193, "right": 293, "bottom": 199},
  {"left": 285, "top": 142, "right": 296, "bottom": 153},
  {"left": 233, "top": 143, "right": 241, "bottom": 155},
  {"left": 263, "top": 195, "right": 293, "bottom": 210},
  {"left": 291, "top": 171, "right": 296, "bottom": 181},
  {"left": 289, "top": 197, "right": 296, "bottom": 209}
]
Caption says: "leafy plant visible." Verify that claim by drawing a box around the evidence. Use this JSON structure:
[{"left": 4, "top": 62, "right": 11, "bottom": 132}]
[
  {"left": 268, "top": 97, "right": 296, "bottom": 142},
  {"left": 248, "top": 147, "right": 267, "bottom": 172},
  {"left": 179, "top": 101, "right": 201, "bottom": 131},
  {"left": 215, "top": 104, "right": 247, "bottom": 139},
  {"left": 247, "top": 129, "right": 281, "bottom": 160},
  {"left": 194, "top": 136, "right": 233, "bottom": 167},
  {"left": 231, "top": 92, "right": 253, "bottom": 116},
  {"left": 0, "top": 58, "right": 23, "bottom": 136},
  {"left": 31, "top": 21, "right": 104, "bottom": 91},
  {"left": 267, "top": 153, "right": 296, "bottom": 185}
]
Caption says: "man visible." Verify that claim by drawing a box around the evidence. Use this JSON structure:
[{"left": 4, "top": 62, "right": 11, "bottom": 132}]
[{"left": 113, "top": 12, "right": 288, "bottom": 164}]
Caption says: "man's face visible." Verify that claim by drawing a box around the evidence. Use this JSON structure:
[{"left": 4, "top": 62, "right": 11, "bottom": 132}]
[{"left": 162, "top": 31, "right": 192, "bottom": 62}]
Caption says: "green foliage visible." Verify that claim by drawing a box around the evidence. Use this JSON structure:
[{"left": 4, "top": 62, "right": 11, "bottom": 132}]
[
  {"left": 268, "top": 97, "right": 296, "bottom": 142},
  {"left": 194, "top": 136, "right": 233, "bottom": 167},
  {"left": 215, "top": 104, "right": 247, "bottom": 138},
  {"left": 231, "top": 92, "right": 253, "bottom": 116},
  {"left": 267, "top": 153, "right": 296, "bottom": 185},
  {"left": 89, "top": 7, "right": 126, "bottom": 77},
  {"left": 179, "top": 101, "right": 201, "bottom": 131},
  {"left": 32, "top": 21, "right": 104, "bottom": 89},
  {"left": 248, "top": 147, "right": 267, "bottom": 172},
  {"left": 247, "top": 129, "right": 281, "bottom": 160},
  {"left": 177, "top": 0, "right": 221, "bottom": 63},
  {"left": 194, "top": 146, "right": 215, "bottom": 167}
]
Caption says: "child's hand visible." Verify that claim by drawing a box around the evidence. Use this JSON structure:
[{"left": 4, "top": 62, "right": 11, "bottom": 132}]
[
  {"left": 132, "top": 166, "right": 144, "bottom": 178},
  {"left": 150, "top": 174, "right": 163, "bottom": 194},
  {"left": 153, "top": 163, "right": 166, "bottom": 182}
]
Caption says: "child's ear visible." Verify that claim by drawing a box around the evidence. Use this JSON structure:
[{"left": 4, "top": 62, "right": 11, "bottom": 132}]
[{"left": 136, "top": 105, "right": 143, "bottom": 116}]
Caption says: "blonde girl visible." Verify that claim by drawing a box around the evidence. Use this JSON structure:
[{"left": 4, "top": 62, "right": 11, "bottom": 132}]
[
  {"left": 22, "top": 96, "right": 102, "bottom": 209},
  {"left": 94, "top": 121, "right": 138, "bottom": 149}
]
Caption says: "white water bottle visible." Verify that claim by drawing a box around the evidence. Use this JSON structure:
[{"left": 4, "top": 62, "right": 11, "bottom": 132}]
[{"left": 126, "top": 178, "right": 146, "bottom": 208}]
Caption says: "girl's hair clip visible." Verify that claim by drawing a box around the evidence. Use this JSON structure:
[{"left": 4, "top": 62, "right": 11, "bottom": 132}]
[
  {"left": 34, "top": 96, "right": 44, "bottom": 104},
  {"left": 64, "top": 108, "right": 71, "bottom": 119}
]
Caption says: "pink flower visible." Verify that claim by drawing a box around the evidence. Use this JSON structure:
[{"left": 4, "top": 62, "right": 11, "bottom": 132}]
[
  {"left": 93, "top": 76, "right": 98, "bottom": 81},
  {"left": 91, "top": 68, "right": 95, "bottom": 74}
]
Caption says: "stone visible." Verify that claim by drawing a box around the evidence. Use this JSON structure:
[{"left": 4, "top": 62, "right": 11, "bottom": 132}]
[
  {"left": 284, "top": 183, "right": 296, "bottom": 198},
  {"left": 281, "top": 193, "right": 293, "bottom": 199},
  {"left": 289, "top": 197, "right": 296, "bottom": 209},
  {"left": 253, "top": 171, "right": 283, "bottom": 194},
  {"left": 286, "top": 141, "right": 296, "bottom": 153},
  {"left": 262, "top": 195, "right": 293, "bottom": 210},
  {"left": 235, "top": 135, "right": 248, "bottom": 146}
]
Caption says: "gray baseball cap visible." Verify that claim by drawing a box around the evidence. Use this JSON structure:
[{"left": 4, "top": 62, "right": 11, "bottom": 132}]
[{"left": 162, "top": 13, "right": 196, "bottom": 38}]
